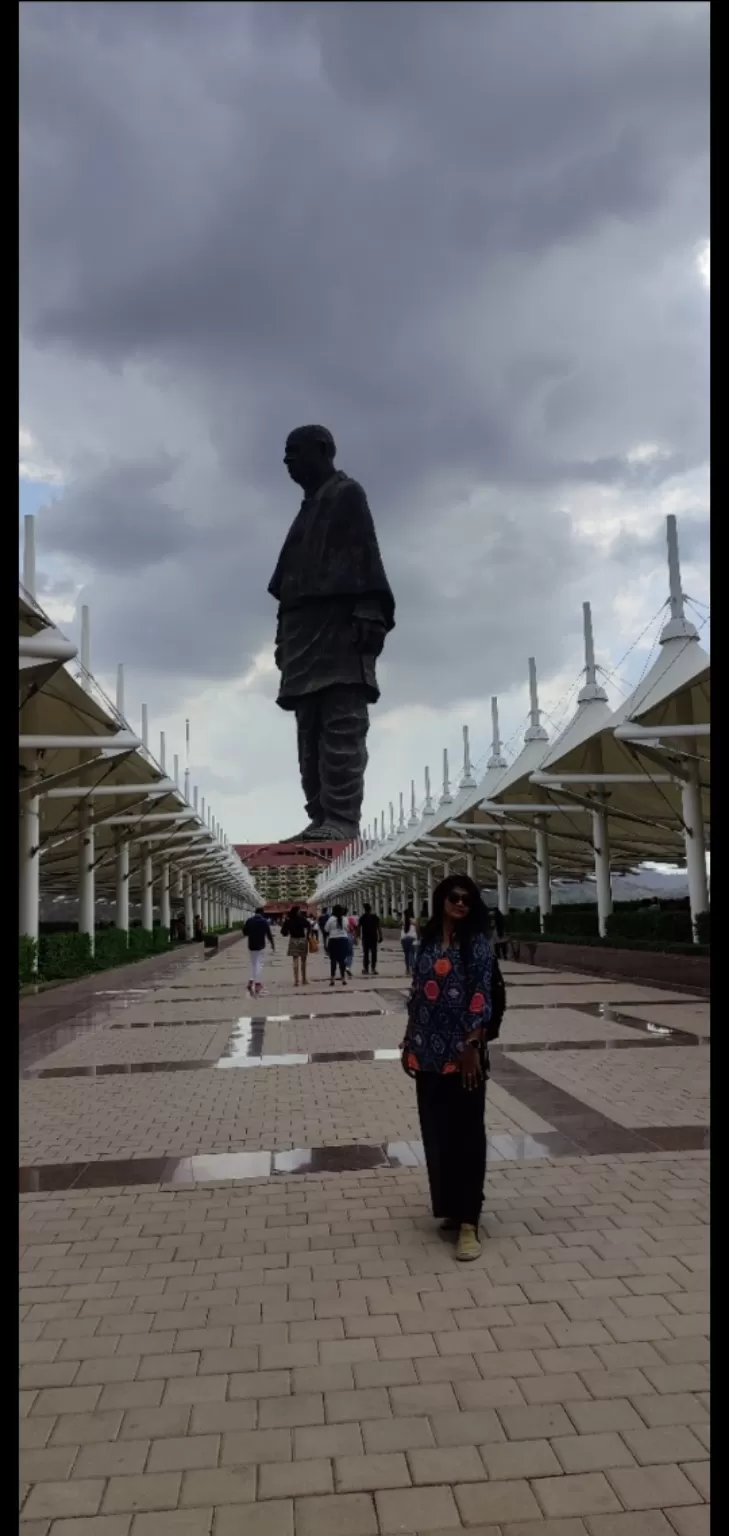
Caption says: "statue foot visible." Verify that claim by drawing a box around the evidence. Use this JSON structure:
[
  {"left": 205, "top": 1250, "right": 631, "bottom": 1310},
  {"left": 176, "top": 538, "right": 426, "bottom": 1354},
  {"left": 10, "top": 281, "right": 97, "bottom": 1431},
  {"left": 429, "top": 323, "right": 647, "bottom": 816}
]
[
  {"left": 300, "top": 820, "right": 360, "bottom": 842},
  {"left": 281, "top": 822, "right": 321, "bottom": 842}
]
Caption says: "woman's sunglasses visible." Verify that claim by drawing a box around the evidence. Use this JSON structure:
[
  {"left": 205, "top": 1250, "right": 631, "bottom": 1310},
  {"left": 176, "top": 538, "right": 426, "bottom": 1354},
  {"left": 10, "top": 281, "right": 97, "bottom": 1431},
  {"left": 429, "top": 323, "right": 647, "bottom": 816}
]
[{"left": 447, "top": 891, "right": 471, "bottom": 908}]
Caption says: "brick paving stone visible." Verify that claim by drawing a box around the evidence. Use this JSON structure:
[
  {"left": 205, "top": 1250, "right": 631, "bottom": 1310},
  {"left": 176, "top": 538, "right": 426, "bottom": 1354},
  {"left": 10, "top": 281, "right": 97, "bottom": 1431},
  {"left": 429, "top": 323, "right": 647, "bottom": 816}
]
[
  {"left": 213, "top": 1502, "right": 294, "bottom": 1536},
  {"left": 258, "top": 1457, "right": 333, "bottom": 1498},
  {"left": 295, "top": 1491, "right": 378, "bottom": 1536},
  {"left": 605, "top": 1464, "right": 703, "bottom": 1510},
  {"left": 147, "top": 1436, "right": 220, "bottom": 1473},
  {"left": 334, "top": 1452, "right": 411, "bottom": 1491},
  {"left": 73, "top": 1443, "right": 150, "bottom": 1478},
  {"left": 20, "top": 1447, "right": 79, "bottom": 1483},
  {"left": 103, "top": 1475, "right": 182, "bottom": 1514},
  {"left": 680, "top": 1462, "right": 709, "bottom": 1500},
  {"left": 431, "top": 1409, "right": 505, "bottom": 1447},
  {"left": 376, "top": 1483, "right": 461, "bottom": 1532},
  {"left": 362, "top": 1416, "right": 434, "bottom": 1454},
  {"left": 552, "top": 1432, "right": 637, "bottom": 1472},
  {"left": 48, "top": 1521, "right": 133, "bottom": 1536},
  {"left": 664, "top": 1509, "right": 711, "bottom": 1536},
  {"left": 480, "top": 1438, "right": 563, "bottom": 1479},
  {"left": 179, "top": 1467, "right": 256, "bottom": 1506},
  {"left": 498, "top": 1403, "right": 576, "bottom": 1440},
  {"left": 324, "top": 1388, "right": 390, "bottom": 1423},
  {"left": 295, "top": 1424, "right": 363, "bottom": 1459},
  {"left": 584, "top": 1513, "right": 676, "bottom": 1536},
  {"left": 131, "top": 1517, "right": 213, "bottom": 1536},
  {"left": 454, "top": 1477, "right": 543, "bottom": 1524},
  {"left": 23, "top": 1481, "right": 106, "bottom": 1520},
  {"left": 565, "top": 1400, "right": 646, "bottom": 1435},
  {"left": 621, "top": 1427, "right": 707, "bottom": 1466},
  {"left": 533, "top": 1473, "right": 623, "bottom": 1518}
]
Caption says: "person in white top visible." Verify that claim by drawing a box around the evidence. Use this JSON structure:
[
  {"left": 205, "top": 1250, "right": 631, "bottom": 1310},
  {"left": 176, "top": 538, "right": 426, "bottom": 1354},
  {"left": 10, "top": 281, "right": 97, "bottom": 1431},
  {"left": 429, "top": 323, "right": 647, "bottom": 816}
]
[
  {"left": 400, "top": 909, "right": 418, "bottom": 975},
  {"left": 325, "top": 906, "right": 350, "bottom": 986}
]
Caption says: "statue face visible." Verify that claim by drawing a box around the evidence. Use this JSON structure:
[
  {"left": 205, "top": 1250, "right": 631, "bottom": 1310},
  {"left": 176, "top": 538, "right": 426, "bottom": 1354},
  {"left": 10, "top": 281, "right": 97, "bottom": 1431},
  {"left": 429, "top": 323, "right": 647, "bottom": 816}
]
[{"left": 284, "top": 432, "right": 330, "bottom": 488}]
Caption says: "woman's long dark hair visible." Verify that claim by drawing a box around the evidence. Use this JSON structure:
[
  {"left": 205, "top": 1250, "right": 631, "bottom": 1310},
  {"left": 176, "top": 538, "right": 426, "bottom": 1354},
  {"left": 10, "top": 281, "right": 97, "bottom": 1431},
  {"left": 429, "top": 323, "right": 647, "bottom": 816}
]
[
  {"left": 420, "top": 874, "right": 490, "bottom": 972},
  {"left": 332, "top": 904, "right": 345, "bottom": 930}
]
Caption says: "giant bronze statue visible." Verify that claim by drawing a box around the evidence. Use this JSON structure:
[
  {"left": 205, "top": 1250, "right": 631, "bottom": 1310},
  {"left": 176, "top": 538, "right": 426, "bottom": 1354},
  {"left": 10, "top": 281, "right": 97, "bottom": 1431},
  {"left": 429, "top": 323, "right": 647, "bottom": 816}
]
[{"left": 268, "top": 426, "right": 395, "bottom": 841}]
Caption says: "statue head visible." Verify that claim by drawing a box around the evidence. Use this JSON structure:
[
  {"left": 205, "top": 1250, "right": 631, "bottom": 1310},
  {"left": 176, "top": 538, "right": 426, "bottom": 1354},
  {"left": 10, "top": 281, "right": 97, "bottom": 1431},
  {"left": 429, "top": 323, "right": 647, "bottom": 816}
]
[{"left": 284, "top": 424, "right": 336, "bottom": 491}]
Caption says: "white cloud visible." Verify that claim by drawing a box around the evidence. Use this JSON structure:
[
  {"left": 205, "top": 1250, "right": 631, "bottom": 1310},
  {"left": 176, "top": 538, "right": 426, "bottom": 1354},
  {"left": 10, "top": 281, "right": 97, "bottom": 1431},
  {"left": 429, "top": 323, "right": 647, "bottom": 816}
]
[{"left": 19, "top": 424, "right": 64, "bottom": 485}]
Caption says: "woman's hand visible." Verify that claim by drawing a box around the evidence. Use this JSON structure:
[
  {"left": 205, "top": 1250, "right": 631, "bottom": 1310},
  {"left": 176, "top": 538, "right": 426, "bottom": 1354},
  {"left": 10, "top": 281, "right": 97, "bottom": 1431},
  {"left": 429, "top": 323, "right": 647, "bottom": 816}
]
[{"left": 459, "top": 1042, "right": 482, "bottom": 1091}]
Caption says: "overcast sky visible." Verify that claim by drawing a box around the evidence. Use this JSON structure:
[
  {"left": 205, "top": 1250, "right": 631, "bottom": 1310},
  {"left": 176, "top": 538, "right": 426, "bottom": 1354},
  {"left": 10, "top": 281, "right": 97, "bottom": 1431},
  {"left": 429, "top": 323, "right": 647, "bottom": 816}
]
[{"left": 20, "top": 0, "right": 709, "bottom": 844}]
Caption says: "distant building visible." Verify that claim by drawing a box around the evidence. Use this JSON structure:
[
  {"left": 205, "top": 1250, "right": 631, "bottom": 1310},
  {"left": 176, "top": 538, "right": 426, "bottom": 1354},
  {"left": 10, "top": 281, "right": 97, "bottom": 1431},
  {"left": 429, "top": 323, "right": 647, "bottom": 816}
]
[{"left": 233, "top": 839, "right": 349, "bottom": 916}]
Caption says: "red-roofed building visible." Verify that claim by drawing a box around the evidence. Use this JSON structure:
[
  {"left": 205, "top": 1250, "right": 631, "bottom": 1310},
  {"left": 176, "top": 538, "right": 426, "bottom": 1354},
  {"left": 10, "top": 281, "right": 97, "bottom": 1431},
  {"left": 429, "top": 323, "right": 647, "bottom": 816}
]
[{"left": 233, "top": 839, "right": 349, "bottom": 916}]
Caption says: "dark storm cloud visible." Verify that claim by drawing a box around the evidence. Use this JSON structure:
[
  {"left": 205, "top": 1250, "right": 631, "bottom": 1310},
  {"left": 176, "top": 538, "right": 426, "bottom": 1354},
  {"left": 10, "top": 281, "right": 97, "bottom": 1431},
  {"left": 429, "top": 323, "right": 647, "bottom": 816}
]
[
  {"left": 20, "top": 0, "right": 709, "bottom": 704},
  {"left": 38, "top": 458, "right": 198, "bottom": 573}
]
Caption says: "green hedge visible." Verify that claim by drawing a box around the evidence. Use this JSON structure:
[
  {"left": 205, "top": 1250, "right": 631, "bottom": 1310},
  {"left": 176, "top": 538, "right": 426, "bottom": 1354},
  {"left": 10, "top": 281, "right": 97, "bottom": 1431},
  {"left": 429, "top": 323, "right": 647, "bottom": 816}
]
[
  {"left": 606, "top": 908, "right": 693, "bottom": 944},
  {"left": 695, "top": 910, "right": 710, "bottom": 946},
  {"left": 20, "top": 926, "right": 172, "bottom": 986},
  {"left": 512, "top": 932, "right": 709, "bottom": 957}
]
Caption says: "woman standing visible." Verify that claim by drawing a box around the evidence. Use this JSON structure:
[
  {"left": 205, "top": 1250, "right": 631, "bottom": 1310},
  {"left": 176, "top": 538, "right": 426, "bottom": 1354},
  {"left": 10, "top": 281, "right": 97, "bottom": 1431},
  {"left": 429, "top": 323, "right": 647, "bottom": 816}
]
[
  {"left": 400, "top": 908, "right": 418, "bottom": 975},
  {"left": 401, "top": 875, "right": 494, "bottom": 1262},
  {"left": 324, "top": 905, "right": 351, "bottom": 986},
  {"left": 282, "top": 905, "right": 310, "bottom": 988}
]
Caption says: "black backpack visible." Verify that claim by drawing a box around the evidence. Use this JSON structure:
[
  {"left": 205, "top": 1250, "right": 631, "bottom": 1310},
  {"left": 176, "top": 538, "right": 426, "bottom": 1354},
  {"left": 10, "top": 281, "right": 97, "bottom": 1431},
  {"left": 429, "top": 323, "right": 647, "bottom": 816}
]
[{"left": 487, "top": 955, "right": 506, "bottom": 1041}]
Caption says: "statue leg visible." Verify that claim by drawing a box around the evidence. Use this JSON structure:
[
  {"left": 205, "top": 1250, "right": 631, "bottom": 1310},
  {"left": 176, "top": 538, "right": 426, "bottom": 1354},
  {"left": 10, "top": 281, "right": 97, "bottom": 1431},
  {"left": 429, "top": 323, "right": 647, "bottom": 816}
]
[
  {"left": 295, "top": 696, "right": 323, "bottom": 825},
  {"left": 317, "top": 685, "right": 369, "bottom": 836}
]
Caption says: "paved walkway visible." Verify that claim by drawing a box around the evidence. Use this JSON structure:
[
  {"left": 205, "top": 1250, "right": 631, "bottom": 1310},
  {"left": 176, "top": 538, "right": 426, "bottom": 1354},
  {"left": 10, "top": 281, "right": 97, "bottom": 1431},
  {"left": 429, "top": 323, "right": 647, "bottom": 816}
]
[{"left": 20, "top": 935, "right": 709, "bottom": 1535}]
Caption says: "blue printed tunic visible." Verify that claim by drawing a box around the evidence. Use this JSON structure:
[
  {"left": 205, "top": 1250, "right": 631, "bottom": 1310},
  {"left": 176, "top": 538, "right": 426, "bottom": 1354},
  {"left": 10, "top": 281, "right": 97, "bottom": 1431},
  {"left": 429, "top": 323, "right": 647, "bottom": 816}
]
[{"left": 402, "top": 932, "right": 493, "bottom": 1073}]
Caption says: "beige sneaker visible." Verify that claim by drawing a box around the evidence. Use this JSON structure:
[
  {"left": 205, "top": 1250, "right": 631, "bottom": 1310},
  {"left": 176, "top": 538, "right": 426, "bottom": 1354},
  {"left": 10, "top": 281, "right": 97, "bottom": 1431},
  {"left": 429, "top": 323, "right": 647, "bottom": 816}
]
[{"left": 456, "top": 1224, "right": 482, "bottom": 1262}]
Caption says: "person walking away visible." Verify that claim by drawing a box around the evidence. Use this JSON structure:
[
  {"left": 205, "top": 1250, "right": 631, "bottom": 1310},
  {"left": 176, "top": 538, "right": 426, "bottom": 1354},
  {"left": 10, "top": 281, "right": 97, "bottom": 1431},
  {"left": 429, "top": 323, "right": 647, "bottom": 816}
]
[
  {"left": 360, "top": 903, "right": 383, "bottom": 976},
  {"left": 243, "top": 907, "right": 275, "bottom": 997},
  {"left": 401, "top": 908, "right": 418, "bottom": 975},
  {"left": 491, "top": 906, "right": 508, "bottom": 960},
  {"left": 193, "top": 913, "right": 204, "bottom": 942},
  {"left": 318, "top": 908, "right": 330, "bottom": 942},
  {"left": 281, "top": 904, "right": 310, "bottom": 987},
  {"left": 325, "top": 906, "right": 350, "bottom": 985},
  {"left": 401, "top": 875, "right": 495, "bottom": 1263}
]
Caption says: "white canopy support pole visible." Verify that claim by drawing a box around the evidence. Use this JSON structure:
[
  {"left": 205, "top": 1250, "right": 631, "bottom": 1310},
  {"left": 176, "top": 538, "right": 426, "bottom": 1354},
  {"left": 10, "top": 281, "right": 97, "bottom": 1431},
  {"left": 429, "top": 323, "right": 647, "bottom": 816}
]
[
  {"left": 19, "top": 795, "right": 40, "bottom": 955},
  {"left": 442, "top": 861, "right": 450, "bottom": 879},
  {"left": 592, "top": 798, "right": 613, "bottom": 938},
  {"left": 426, "top": 864, "right": 434, "bottom": 917},
  {"left": 535, "top": 813, "right": 552, "bottom": 933},
  {"left": 496, "top": 834, "right": 509, "bottom": 916},
  {"left": 184, "top": 873, "right": 194, "bottom": 937},
  {"left": 411, "top": 873, "right": 419, "bottom": 916},
  {"left": 116, "top": 840, "right": 130, "bottom": 934},
  {"left": 161, "top": 860, "right": 171, "bottom": 933},
  {"left": 78, "top": 801, "right": 95, "bottom": 953},
  {"left": 682, "top": 764, "right": 709, "bottom": 942},
  {"left": 80, "top": 606, "right": 91, "bottom": 682},
  {"left": 466, "top": 852, "right": 475, "bottom": 881},
  {"left": 116, "top": 663, "right": 125, "bottom": 716},
  {"left": 202, "top": 885, "right": 210, "bottom": 930},
  {"left": 460, "top": 725, "right": 476, "bottom": 788},
  {"left": 423, "top": 766, "right": 434, "bottom": 816},
  {"left": 400, "top": 876, "right": 407, "bottom": 917},
  {"left": 160, "top": 732, "right": 166, "bottom": 774},
  {"left": 388, "top": 878, "right": 395, "bottom": 917},
  {"left": 141, "top": 846, "right": 154, "bottom": 932},
  {"left": 440, "top": 749, "right": 452, "bottom": 806},
  {"left": 23, "top": 514, "right": 36, "bottom": 598},
  {"left": 193, "top": 876, "right": 201, "bottom": 927},
  {"left": 409, "top": 780, "right": 419, "bottom": 826}
]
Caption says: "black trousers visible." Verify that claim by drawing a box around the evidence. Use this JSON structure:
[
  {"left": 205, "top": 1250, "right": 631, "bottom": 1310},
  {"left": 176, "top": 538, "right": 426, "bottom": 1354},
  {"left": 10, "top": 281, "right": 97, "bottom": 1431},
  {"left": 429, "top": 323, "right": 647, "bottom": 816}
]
[
  {"left": 295, "top": 685, "right": 369, "bottom": 832},
  {"left": 415, "top": 1071, "right": 486, "bottom": 1228},
  {"left": 328, "top": 936, "right": 349, "bottom": 979},
  {"left": 362, "top": 939, "right": 378, "bottom": 972}
]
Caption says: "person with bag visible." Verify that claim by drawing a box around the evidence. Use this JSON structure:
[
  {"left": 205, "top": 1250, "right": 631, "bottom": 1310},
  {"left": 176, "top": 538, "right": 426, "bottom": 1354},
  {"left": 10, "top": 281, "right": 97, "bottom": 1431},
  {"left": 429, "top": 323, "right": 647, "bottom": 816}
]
[
  {"left": 281, "top": 904, "right": 311, "bottom": 987},
  {"left": 400, "top": 874, "right": 505, "bottom": 1263},
  {"left": 308, "top": 926, "right": 319, "bottom": 958},
  {"left": 324, "top": 905, "right": 351, "bottom": 986}
]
